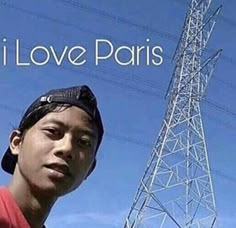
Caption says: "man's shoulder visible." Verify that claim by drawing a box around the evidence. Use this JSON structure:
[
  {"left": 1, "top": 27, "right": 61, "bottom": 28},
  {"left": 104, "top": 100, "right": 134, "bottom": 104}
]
[
  {"left": 0, "top": 186, "right": 14, "bottom": 224},
  {"left": 0, "top": 186, "right": 9, "bottom": 199},
  {"left": 0, "top": 186, "right": 31, "bottom": 228},
  {"left": 0, "top": 186, "right": 7, "bottom": 192},
  {"left": 0, "top": 187, "right": 46, "bottom": 228},
  {"left": 0, "top": 186, "right": 16, "bottom": 213},
  {"left": 0, "top": 186, "right": 14, "bottom": 203}
]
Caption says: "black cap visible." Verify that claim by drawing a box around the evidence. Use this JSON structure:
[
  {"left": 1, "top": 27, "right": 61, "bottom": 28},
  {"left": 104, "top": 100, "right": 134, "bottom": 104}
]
[{"left": 1, "top": 85, "right": 104, "bottom": 176}]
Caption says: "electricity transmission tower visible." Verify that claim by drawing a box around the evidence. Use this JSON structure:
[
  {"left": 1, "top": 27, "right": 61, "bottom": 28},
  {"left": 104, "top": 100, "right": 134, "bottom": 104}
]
[{"left": 124, "top": 0, "right": 222, "bottom": 227}]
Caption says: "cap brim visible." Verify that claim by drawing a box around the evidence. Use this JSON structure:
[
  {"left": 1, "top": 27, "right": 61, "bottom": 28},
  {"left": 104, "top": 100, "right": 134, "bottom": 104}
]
[{"left": 1, "top": 147, "right": 17, "bottom": 174}]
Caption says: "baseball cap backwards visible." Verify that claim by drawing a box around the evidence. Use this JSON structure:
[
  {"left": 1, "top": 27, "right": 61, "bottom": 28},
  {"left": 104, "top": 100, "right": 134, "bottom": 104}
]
[{"left": 1, "top": 85, "right": 104, "bottom": 176}]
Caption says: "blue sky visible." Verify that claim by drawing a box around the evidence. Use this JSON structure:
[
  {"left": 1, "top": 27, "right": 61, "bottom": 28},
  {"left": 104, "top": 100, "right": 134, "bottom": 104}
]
[{"left": 0, "top": 0, "right": 235, "bottom": 227}]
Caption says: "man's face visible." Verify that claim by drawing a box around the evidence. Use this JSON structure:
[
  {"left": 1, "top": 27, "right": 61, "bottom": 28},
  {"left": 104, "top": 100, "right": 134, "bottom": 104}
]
[{"left": 10, "top": 106, "right": 98, "bottom": 197}]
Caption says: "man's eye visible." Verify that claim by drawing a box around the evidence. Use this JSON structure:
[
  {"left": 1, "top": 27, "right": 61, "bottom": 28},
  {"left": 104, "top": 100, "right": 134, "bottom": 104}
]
[
  {"left": 45, "top": 128, "right": 61, "bottom": 136},
  {"left": 78, "top": 138, "right": 92, "bottom": 148}
]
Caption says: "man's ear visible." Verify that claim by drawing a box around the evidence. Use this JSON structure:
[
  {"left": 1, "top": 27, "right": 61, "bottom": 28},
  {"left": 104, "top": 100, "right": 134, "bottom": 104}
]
[{"left": 9, "top": 130, "right": 23, "bottom": 156}]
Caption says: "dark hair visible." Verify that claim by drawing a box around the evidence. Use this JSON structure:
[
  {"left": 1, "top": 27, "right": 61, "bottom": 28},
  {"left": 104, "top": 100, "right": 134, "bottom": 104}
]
[
  {"left": 18, "top": 103, "right": 72, "bottom": 135},
  {"left": 2, "top": 85, "right": 103, "bottom": 176}
]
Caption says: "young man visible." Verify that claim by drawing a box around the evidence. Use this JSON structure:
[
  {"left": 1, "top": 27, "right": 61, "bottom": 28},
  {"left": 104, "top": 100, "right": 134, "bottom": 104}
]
[{"left": 0, "top": 85, "right": 104, "bottom": 228}]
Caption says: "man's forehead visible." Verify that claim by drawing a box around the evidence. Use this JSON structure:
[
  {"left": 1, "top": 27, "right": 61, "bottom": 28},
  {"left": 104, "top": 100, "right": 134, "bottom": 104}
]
[{"left": 38, "top": 107, "right": 97, "bottom": 132}]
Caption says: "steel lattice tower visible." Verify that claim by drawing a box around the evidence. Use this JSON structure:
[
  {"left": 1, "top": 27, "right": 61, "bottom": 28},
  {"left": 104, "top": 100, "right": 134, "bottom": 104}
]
[{"left": 124, "top": 0, "right": 222, "bottom": 227}]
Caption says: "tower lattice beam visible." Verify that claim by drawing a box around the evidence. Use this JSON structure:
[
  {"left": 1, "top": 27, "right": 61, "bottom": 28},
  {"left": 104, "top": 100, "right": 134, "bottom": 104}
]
[{"left": 124, "top": 0, "right": 222, "bottom": 227}]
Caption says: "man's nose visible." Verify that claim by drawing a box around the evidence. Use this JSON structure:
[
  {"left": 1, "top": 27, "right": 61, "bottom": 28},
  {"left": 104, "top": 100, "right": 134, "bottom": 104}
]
[{"left": 54, "top": 134, "right": 75, "bottom": 160}]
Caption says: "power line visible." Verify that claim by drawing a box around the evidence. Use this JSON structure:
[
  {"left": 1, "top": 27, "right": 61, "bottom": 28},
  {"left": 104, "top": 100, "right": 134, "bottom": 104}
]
[
  {"left": 2, "top": 36, "right": 236, "bottom": 120},
  {"left": 204, "top": 98, "right": 236, "bottom": 118},
  {"left": 1, "top": 104, "right": 236, "bottom": 185},
  {"left": 0, "top": 2, "right": 138, "bottom": 46},
  {"left": 57, "top": 0, "right": 178, "bottom": 41},
  {"left": 1, "top": 3, "right": 235, "bottom": 94},
  {"left": 1, "top": 1, "right": 236, "bottom": 69},
  {"left": 58, "top": 0, "right": 236, "bottom": 40},
  {"left": 57, "top": 0, "right": 236, "bottom": 66},
  {"left": 172, "top": 0, "right": 236, "bottom": 29}
]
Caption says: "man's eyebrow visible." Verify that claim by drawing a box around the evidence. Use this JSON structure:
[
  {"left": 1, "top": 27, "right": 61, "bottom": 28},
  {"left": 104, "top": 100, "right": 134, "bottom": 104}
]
[
  {"left": 42, "top": 118, "right": 66, "bottom": 127},
  {"left": 78, "top": 129, "right": 97, "bottom": 139}
]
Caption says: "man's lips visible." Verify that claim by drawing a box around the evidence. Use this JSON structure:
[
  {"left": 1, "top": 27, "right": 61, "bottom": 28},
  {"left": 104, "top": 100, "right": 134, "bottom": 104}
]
[{"left": 45, "top": 163, "right": 72, "bottom": 177}]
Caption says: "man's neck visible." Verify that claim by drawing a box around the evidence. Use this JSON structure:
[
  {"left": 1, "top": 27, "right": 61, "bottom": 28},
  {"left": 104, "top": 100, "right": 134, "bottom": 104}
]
[{"left": 8, "top": 172, "right": 57, "bottom": 228}]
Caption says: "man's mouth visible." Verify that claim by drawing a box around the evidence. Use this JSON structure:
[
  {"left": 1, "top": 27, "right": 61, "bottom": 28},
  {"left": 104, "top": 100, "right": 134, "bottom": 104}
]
[{"left": 45, "top": 163, "right": 72, "bottom": 177}]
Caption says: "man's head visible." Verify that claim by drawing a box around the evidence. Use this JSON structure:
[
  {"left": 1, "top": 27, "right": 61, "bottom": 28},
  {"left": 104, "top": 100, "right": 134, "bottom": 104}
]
[{"left": 1, "top": 85, "right": 104, "bottom": 196}]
